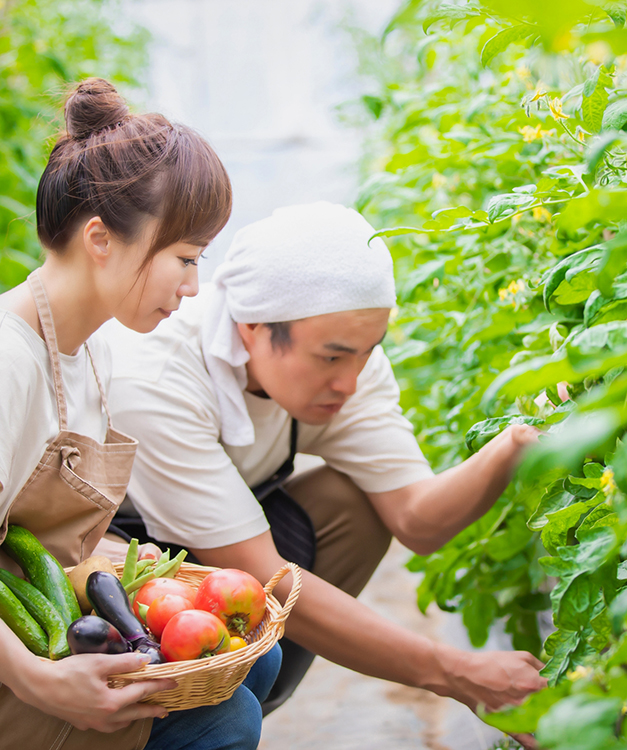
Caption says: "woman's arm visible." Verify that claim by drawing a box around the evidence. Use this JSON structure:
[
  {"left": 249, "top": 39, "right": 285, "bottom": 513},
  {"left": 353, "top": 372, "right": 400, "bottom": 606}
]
[{"left": 0, "top": 618, "right": 175, "bottom": 731}]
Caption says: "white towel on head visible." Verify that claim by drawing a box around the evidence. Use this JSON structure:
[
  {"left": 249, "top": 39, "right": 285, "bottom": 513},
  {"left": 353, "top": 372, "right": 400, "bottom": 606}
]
[{"left": 201, "top": 201, "right": 396, "bottom": 446}]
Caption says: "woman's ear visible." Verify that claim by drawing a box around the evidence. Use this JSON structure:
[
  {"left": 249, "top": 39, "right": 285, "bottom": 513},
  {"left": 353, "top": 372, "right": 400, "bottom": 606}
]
[{"left": 82, "top": 217, "right": 111, "bottom": 267}]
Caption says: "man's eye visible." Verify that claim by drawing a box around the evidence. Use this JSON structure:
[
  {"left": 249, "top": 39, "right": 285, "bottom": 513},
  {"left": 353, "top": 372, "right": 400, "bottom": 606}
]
[
  {"left": 181, "top": 257, "right": 198, "bottom": 267},
  {"left": 324, "top": 356, "right": 340, "bottom": 363}
]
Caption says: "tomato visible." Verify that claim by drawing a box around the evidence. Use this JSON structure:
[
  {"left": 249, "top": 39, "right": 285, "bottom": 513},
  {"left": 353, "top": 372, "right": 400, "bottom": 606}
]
[
  {"left": 160, "top": 609, "right": 231, "bottom": 662},
  {"left": 133, "top": 578, "right": 196, "bottom": 621},
  {"left": 229, "top": 636, "right": 247, "bottom": 651},
  {"left": 146, "top": 594, "right": 194, "bottom": 640},
  {"left": 194, "top": 568, "right": 266, "bottom": 636}
]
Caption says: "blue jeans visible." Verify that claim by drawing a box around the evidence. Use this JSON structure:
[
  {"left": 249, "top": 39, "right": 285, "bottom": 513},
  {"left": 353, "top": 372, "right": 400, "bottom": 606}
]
[{"left": 146, "top": 644, "right": 282, "bottom": 750}]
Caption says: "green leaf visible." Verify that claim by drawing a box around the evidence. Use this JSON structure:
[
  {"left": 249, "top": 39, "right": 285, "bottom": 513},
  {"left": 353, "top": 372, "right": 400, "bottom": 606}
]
[
  {"left": 557, "top": 190, "right": 627, "bottom": 234},
  {"left": 602, "top": 98, "right": 627, "bottom": 131},
  {"left": 582, "top": 66, "right": 612, "bottom": 133},
  {"left": 480, "top": 682, "right": 570, "bottom": 734},
  {"left": 465, "top": 415, "right": 544, "bottom": 453},
  {"left": 586, "top": 130, "right": 622, "bottom": 172},
  {"left": 536, "top": 693, "right": 623, "bottom": 750},
  {"left": 487, "top": 191, "right": 537, "bottom": 223},
  {"left": 480, "top": 24, "right": 538, "bottom": 67},
  {"left": 462, "top": 590, "right": 498, "bottom": 646}
]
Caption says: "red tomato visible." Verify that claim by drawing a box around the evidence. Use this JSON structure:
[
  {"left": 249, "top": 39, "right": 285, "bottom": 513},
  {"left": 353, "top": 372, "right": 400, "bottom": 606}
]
[
  {"left": 146, "top": 594, "right": 194, "bottom": 640},
  {"left": 194, "top": 569, "right": 266, "bottom": 636},
  {"left": 133, "top": 578, "right": 196, "bottom": 621},
  {"left": 160, "top": 610, "right": 231, "bottom": 662}
]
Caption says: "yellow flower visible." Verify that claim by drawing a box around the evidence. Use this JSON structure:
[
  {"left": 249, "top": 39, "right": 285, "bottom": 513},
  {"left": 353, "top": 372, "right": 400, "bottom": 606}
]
[
  {"left": 498, "top": 288, "right": 509, "bottom": 301},
  {"left": 576, "top": 128, "right": 587, "bottom": 143},
  {"left": 507, "top": 280, "right": 521, "bottom": 295},
  {"left": 519, "top": 125, "right": 542, "bottom": 143},
  {"left": 432, "top": 172, "right": 447, "bottom": 189},
  {"left": 519, "top": 124, "right": 555, "bottom": 143},
  {"left": 530, "top": 83, "right": 548, "bottom": 102},
  {"left": 601, "top": 468, "right": 617, "bottom": 494},
  {"left": 568, "top": 665, "right": 592, "bottom": 681},
  {"left": 548, "top": 97, "right": 569, "bottom": 121},
  {"left": 533, "top": 206, "right": 552, "bottom": 223},
  {"left": 516, "top": 65, "right": 531, "bottom": 80}
]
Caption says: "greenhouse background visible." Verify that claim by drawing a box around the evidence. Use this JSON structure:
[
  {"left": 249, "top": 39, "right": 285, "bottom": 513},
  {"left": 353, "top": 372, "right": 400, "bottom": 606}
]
[{"left": 4, "top": 0, "right": 627, "bottom": 748}]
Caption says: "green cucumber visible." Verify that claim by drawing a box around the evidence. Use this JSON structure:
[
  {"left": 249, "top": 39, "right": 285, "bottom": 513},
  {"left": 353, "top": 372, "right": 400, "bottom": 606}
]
[
  {"left": 0, "top": 569, "right": 70, "bottom": 660},
  {"left": 0, "top": 580, "right": 49, "bottom": 657},
  {"left": 2, "top": 525, "right": 81, "bottom": 626}
]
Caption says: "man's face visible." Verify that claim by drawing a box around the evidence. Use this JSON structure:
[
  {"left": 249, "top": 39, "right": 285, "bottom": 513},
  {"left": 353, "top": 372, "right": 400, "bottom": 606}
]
[{"left": 239, "top": 308, "right": 390, "bottom": 424}]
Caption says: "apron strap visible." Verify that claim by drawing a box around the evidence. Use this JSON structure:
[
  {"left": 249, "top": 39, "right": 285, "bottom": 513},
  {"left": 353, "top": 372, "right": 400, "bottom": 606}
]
[
  {"left": 85, "top": 342, "right": 114, "bottom": 429},
  {"left": 27, "top": 269, "right": 69, "bottom": 431},
  {"left": 252, "top": 419, "right": 298, "bottom": 501},
  {"left": 27, "top": 269, "right": 113, "bottom": 432}
]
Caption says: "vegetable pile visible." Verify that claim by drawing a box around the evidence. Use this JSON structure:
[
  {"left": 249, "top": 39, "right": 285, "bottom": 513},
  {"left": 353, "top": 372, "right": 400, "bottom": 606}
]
[{"left": 0, "top": 527, "right": 267, "bottom": 664}]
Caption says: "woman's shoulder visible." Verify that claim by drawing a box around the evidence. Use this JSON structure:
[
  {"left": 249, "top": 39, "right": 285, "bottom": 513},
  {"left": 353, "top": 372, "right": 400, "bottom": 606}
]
[{"left": 0, "top": 309, "right": 47, "bottom": 371}]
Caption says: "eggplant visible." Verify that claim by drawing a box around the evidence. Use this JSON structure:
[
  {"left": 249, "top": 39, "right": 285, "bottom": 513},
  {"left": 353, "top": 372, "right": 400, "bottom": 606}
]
[
  {"left": 67, "top": 615, "right": 130, "bottom": 655},
  {"left": 86, "top": 571, "right": 163, "bottom": 659},
  {"left": 86, "top": 571, "right": 148, "bottom": 643},
  {"left": 134, "top": 635, "right": 166, "bottom": 664}
]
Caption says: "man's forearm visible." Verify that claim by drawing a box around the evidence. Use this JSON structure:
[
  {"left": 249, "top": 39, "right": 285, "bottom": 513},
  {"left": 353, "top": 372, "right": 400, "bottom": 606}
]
[
  {"left": 369, "top": 423, "right": 539, "bottom": 555},
  {"left": 194, "top": 537, "right": 545, "bottom": 712}
]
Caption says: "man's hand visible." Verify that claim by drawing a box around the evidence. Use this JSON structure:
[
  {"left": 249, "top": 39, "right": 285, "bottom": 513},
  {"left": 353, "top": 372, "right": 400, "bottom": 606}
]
[{"left": 431, "top": 647, "right": 546, "bottom": 750}]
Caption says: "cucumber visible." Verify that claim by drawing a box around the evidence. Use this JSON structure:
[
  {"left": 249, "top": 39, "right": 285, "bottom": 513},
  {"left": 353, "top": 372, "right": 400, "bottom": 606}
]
[
  {"left": 0, "top": 569, "right": 70, "bottom": 660},
  {"left": 2, "top": 525, "right": 81, "bottom": 626},
  {"left": 0, "top": 580, "right": 49, "bottom": 657}
]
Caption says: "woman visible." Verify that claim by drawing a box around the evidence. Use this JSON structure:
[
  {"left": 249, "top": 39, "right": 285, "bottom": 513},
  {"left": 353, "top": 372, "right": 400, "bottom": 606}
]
[{"left": 0, "top": 78, "right": 280, "bottom": 750}]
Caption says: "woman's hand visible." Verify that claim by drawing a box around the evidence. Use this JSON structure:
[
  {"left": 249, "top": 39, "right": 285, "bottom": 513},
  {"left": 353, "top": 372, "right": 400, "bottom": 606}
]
[
  {"left": 12, "top": 650, "right": 177, "bottom": 732},
  {"left": 138, "top": 542, "right": 162, "bottom": 560}
]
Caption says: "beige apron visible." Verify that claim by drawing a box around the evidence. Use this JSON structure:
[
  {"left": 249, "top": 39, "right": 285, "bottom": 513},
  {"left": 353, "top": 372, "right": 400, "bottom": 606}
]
[{"left": 0, "top": 270, "right": 152, "bottom": 750}]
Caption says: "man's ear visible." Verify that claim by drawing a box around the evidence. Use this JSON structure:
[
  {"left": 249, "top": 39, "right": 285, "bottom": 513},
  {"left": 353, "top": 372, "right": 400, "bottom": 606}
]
[
  {"left": 237, "top": 322, "right": 261, "bottom": 348},
  {"left": 83, "top": 217, "right": 111, "bottom": 268}
]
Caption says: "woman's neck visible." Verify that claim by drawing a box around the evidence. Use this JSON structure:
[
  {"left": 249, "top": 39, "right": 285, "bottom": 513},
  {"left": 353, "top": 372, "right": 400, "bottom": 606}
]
[{"left": 0, "top": 254, "right": 110, "bottom": 356}]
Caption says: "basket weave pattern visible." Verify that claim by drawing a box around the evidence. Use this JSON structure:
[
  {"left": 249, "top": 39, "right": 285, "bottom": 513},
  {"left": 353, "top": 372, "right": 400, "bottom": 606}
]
[{"left": 105, "top": 561, "right": 302, "bottom": 710}]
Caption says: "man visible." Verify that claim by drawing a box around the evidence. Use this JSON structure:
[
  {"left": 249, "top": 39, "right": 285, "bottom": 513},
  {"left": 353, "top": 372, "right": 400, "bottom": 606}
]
[{"left": 106, "top": 202, "right": 545, "bottom": 742}]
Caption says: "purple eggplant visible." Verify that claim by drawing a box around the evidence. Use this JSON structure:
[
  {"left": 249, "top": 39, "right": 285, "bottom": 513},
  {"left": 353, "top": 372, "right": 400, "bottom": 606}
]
[
  {"left": 134, "top": 636, "right": 166, "bottom": 664},
  {"left": 86, "top": 571, "right": 163, "bottom": 659},
  {"left": 67, "top": 616, "right": 130, "bottom": 655}
]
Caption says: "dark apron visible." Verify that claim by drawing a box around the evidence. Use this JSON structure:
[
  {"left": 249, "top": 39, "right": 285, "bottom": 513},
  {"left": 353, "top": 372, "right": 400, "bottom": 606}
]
[{"left": 111, "top": 419, "right": 316, "bottom": 570}]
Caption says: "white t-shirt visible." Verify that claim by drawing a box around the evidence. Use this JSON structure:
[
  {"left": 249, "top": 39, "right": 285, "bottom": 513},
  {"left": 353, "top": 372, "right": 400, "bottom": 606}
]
[
  {"left": 0, "top": 310, "right": 111, "bottom": 520},
  {"left": 105, "top": 287, "right": 433, "bottom": 549}
]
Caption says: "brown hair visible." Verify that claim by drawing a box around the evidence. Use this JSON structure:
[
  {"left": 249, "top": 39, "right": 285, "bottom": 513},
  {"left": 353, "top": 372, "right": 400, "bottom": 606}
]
[{"left": 36, "top": 78, "right": 232, "bottom": 264}]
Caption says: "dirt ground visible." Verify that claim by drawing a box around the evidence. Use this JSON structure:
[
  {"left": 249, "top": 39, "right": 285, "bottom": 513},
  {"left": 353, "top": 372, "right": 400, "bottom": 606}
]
[{"left": 259, "top": 539, "right": 509, "bottom": 750}]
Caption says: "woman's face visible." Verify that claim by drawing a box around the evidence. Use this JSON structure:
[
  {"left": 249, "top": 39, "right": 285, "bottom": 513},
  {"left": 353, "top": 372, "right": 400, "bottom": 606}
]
[{"left": 103, "top": 222, "right": 202, "bottom": 332}]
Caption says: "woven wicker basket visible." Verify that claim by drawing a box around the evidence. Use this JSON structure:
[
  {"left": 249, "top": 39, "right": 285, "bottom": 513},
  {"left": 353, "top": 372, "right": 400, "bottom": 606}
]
[{"left": 103, "top": 561, "right": 301, "bottom": 711}]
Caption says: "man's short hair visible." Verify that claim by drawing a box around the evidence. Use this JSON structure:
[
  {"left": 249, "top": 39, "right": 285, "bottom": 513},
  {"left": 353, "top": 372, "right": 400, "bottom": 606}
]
[{"left": 265, "top": 322, "right": 292, "bottom": 351}]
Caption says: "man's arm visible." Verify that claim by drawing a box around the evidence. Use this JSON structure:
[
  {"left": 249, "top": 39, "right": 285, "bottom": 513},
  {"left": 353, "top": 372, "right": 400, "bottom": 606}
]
[
  {"left": 191, "top": 529, "right": 546, "bottom": 714},
  {"left": 366, "top": 423, "right": 539, "bottom": 556}
]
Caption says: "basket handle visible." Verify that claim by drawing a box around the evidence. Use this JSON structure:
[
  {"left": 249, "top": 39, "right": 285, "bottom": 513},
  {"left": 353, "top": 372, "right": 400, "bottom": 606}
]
[{"left": 264, "top": 562, "right": 302, "bottom": 626}]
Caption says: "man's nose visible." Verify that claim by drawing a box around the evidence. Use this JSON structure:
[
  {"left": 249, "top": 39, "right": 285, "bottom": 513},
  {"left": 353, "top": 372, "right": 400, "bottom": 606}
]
[{"left": 330, "top": 368, "right": 359, "bottom": 396}]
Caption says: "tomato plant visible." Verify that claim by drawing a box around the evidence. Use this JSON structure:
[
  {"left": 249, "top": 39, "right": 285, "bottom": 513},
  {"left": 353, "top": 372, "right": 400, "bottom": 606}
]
[
  {"left": 195, "top": 569, "right": 266, "bottom": 636},
  {"left": 349, "top": 0, "right": 627, "bottom": 744},
  {"left": 160, "top": 610, "right": 231, "bottom": 662}
]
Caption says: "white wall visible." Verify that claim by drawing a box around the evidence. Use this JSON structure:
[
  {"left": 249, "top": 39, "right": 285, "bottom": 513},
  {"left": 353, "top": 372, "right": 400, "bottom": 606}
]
[{"left": 127, "top": 0, "right": 398, "bottom": 279}]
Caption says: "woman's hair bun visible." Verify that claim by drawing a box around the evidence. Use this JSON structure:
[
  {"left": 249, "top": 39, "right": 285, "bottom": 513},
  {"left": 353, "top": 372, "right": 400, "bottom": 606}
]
[{"left": 64, "top": 77, "right": 130, "bottom": 139}]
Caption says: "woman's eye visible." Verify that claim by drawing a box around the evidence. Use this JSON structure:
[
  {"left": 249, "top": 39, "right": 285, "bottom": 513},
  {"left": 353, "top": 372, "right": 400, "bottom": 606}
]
[{"left": 180, "top": 257, "right": 198, "bottom": 267}]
